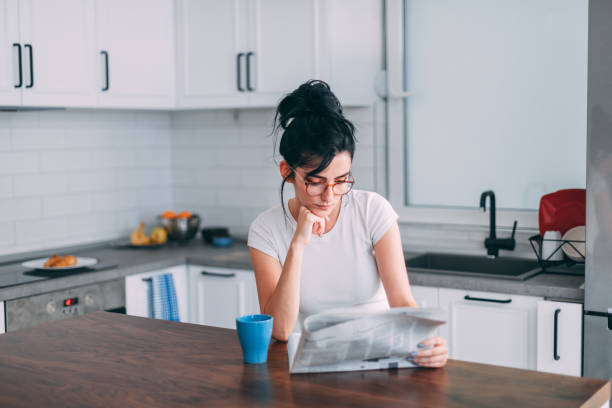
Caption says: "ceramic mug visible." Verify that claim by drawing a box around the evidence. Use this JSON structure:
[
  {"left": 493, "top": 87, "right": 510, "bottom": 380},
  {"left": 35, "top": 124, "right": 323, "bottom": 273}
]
[{"left": 236, "top": 314, "right": 273, "bottom": 364}]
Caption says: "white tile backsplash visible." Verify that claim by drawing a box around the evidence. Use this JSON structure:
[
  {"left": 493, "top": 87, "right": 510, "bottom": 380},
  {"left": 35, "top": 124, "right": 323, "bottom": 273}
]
[{"left": 0, "top": 109, "right": 172, "bottom": 255}]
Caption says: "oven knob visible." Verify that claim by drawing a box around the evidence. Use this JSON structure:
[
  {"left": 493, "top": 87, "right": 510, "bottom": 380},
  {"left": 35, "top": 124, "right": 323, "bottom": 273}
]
[
  {"left": 85, "top": 294, "right": 94, "bottom": 305},
  {"left": 46, "top": 302, "right": 56, "bottom": 314}
]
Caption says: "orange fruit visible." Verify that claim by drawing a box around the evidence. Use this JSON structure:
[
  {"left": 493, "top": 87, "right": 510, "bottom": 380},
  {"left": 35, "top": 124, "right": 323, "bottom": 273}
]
[
  {"left": 162, "top": 210, "right": 177, "bottom": 219},
  {"left": 178, "top": 211, "right": 192, "bottom": 219}
]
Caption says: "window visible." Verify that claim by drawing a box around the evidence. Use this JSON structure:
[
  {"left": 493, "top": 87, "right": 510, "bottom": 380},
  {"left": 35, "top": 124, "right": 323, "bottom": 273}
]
[{"left": 385, "top": 0, "right": 587, "bottom": 228}]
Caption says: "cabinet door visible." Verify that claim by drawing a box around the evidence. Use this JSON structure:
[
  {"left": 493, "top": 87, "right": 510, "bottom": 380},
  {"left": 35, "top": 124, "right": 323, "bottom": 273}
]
[
  {"left": 125, "top": 265, "right": 190, "bottom": 323},
  {"left": 19, "top": 0, "right": 96, "bottom": 107},
  {"left": 537, "top": 300, "right": 582, "bottom": 376},
  {"left": 175, "top": 0, "right": 249, "bottom": 108},
  {"left": 247, "top": 0, "right": 318, "bottom": 106},
  {"left": 192, "top": 266, "right": 259, "bottom": 329},
  {"left": 0, "top": 0, "right": 21, "bottom": 106},
  {"left": 0, "top": 301, "right": 5, "bottom": 334},
  {"left": 411, "top": 285, "right": 439, "bottom": 308},
  {"left": 440, "top": 288, "right": 541, "bottom": 370},
  {"left": 95, "top": 0, "right": 175, "bottom": 108}
]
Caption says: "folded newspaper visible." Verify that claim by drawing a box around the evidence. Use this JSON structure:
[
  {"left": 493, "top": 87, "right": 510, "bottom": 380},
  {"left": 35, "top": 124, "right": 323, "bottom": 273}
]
[{"left": 288, "top": 307, "right": 446, "bottom": 374}]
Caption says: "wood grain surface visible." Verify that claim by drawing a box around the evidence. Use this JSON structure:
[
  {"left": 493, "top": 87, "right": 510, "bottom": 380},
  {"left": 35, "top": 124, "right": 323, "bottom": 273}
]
[{"left": 0, "top": 312, "right": 608, "bottom": 408}]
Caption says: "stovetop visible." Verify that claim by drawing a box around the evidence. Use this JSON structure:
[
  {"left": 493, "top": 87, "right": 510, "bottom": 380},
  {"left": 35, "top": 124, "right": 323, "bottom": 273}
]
[{"left": 0, "top": 262, "right": 118, "bottom": 289}]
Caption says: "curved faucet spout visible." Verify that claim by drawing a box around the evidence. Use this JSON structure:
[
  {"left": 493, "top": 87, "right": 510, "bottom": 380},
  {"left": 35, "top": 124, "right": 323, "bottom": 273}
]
[{"left": 479, "top": 190, "right": 496, "bottom": 240}]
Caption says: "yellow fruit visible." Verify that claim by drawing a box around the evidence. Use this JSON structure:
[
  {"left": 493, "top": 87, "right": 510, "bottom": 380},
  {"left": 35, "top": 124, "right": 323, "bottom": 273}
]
[
  {"left": 130, "top": 222, "right": 151, "bottom": 246},
  {"left": 149, "top": 227, "right": 167, "bottom": 244}
]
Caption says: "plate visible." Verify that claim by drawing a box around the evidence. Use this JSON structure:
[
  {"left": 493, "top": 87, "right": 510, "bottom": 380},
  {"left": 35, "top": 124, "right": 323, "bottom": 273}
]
[
  {"left": 22, "top": 256, "right": 99, "bottom": 271},
  {"left": 561, "top": 226, "right": 586, "bottom": 262}
]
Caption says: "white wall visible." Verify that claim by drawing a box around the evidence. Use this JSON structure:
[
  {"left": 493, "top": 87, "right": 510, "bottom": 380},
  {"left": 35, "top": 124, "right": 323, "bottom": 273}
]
[
  {"left": 0, "top": 109, "right": 173, "bottom": 255},
  {"left": 170, "top": 107, "right": 378, "bottom": 237}
]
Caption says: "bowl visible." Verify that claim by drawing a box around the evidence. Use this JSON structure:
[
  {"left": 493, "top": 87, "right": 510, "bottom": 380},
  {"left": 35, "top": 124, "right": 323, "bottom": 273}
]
[
  {"left": 561, "top": 225, "right": 586, "bottom": 262},
  {"left": 159, "top": 214, "right": 201, "bottom": 242}
]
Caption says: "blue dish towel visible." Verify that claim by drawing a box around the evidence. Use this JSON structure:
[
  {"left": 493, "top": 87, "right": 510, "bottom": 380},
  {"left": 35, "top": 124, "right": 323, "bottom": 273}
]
[{"left": 146, "top": 273, "right": 180, "bottom": 322}]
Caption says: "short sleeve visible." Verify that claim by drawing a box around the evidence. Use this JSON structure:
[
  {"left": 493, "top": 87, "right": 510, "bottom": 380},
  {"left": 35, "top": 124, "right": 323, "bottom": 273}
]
[
  {"left": 367, "top": 193, "right": 399, "bottom": 245},
  {"left": 247, "top": 214, "right": 279, "bottom": 260}
]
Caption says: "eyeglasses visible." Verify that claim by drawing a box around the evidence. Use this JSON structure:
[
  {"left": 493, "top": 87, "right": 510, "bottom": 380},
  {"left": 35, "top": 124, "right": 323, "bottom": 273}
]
[{"left": 290, "top": 168, "right": 355, "bottom": 196}]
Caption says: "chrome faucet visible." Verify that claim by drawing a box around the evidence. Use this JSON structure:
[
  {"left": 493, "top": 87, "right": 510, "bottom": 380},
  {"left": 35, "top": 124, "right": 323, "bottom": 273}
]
[{"left": 479, "top": 190, "right": 517, "bottom": 258}]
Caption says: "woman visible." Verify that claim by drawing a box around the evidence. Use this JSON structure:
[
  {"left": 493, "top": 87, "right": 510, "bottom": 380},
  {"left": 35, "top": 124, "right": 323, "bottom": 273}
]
[{"left": 248, "top": 80, "right": 448, "bottom": 368}]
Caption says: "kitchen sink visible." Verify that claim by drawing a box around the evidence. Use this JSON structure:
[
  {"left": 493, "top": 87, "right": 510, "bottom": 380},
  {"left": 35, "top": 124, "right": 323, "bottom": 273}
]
[{"left": 405, "top": 253, "right": 541, "bottom": 280}]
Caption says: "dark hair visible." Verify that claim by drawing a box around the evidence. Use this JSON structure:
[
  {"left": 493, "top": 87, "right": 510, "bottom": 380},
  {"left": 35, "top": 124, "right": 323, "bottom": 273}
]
[{"left": 273, "top": 79, "right": 357, "bottom": 217}]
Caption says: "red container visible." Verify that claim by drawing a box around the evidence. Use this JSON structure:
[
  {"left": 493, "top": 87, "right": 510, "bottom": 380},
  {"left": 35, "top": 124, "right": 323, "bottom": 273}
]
[{"left": 538, "top": 189, "right": 586, "bottom": 237}]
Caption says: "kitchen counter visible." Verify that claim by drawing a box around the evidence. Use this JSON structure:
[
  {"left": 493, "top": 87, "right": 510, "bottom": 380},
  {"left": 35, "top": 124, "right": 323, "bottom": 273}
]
[
  {"left": 0, "top": 311, "right": 607, "bottom": 407},
  {"left": 0, "top": 238, "right": 584, "bottom": 302}
]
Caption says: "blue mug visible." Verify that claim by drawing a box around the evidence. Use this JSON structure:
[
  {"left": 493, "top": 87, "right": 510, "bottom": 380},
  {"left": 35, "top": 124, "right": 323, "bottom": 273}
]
[{"left": 236, "top": 314, "right": 274, "bottom": 364}]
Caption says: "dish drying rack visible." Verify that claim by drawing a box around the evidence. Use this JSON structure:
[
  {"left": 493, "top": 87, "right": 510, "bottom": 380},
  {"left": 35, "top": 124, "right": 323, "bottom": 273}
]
[{"left": 528, "top": 234, "right": 585, "bottom": 273}]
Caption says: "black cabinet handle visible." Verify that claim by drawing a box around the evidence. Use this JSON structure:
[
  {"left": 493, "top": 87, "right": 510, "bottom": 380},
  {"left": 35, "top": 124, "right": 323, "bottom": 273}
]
[
  {"left": 100, "top": 50, "right": 109, "bottom": 91},
  {"left": 554, "top": 308, "right": 561, "bottom": 361},
  {"left": 201, "top": 270, "right": 235, "bottom": 278},
  {"left": 464, "top": 295, "right": 512, "bottom": 304},
  {"left": 24, "top": 44, "right": 33, "bottom": 88},
  {"left": 12, "top": 43, "right": 22, "bottom": 88},
  {"left": 246, "top": 51, "right": 254, "bottom": 91},
  {"left": 236, "top": 52, "right": 245, "bottom": 92}
]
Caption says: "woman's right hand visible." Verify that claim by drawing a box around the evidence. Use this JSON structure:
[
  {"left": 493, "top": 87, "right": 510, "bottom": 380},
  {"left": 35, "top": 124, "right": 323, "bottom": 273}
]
[{"left": 292, "top": 206, "right": 326, "bottom": 247}]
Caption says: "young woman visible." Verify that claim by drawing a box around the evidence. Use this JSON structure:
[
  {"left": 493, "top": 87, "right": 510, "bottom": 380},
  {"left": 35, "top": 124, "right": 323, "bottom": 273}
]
[{"left": 248, "top": 80, "right": 448, "bottom": 368}]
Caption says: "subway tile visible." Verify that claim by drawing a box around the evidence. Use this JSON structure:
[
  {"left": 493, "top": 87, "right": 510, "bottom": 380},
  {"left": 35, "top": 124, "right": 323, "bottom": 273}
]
[
  {"left": 43, "top": 194, "right": 92, "bottom": 216},
  {"left": 0, "top": 176, "right": 12, "bottom": 198},
  {"left": 38, "top": 110, "right": 90, "bottom": 129},
  {"left": 16, "top": 217, "right": 67, "bottom": 245},
  {"left": 67, "top": 213, "right": 117, "bottom": 237},
  {"left": 91, "top": 191, "right": 139, "bottom": 212},
  {"left": 135, "top": 187, "right": 173, "bottom": 210},
  {"left": 90, "top": 149, "right": 135, "bottom": 169},
  {"left": 190, "top": 109, "right": 237, "bottom": 127},
  {"left": 0, "top": 222, "right": 15, "bottom": 247},
  {"left": 11, "top": 128, "right": 65, "bottom": 150},
  {"left": 236, "top": 108, "right": 276, "bottom": 126},
  {"left": 68, "top": 170, "right": 115, "bottom": 192},
  {"left": 0, "top": 152, "right": 39, "bottom": 174},
  {"left": 193, "top": 127, "right": 242, "bottom": 146},
  {"left": 135, "top": 111, "right": 171, "bottom": 129},
  {"left": 0, "top": 128, "right": 10, "bottom": 150},
  {"left": 0, "top": 198, "right": 41, "bottom": 221},
  {"left": 40, "top": 150, "right": 93, "bottom": 172},
  {"left": 132, "top": 148, "right": 171, "bottom": 168},
  {"left": 0, "top": 111, "right": 40, "bottom": 128},
  {"left": 13, "top": 173, "right": 68, "bottom": 197},
  {"left": 90, "top": 110, "right": 137, "bottom": 129},
  {"left": 64, "top": 129, "right": 95, "bottom": 148},
  {"left": 173, "top": 187, "right": 216, "bottom": 206}
]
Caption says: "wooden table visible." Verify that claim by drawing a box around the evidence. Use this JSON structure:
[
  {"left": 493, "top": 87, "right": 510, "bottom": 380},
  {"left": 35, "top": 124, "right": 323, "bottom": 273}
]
[{"left": 0, "top": 312, "right": 608, "bottom": 408}]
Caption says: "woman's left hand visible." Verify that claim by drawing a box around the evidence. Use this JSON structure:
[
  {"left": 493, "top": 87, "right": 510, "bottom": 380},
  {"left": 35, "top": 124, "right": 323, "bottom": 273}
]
[{"left": 411, "top": 337, "right": 448, "bottom": 368}]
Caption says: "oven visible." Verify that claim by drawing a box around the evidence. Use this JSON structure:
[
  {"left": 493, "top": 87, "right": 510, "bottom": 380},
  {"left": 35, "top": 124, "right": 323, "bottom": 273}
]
[{"left": 4, "top": 279, "right": 125, "bottom": 332}]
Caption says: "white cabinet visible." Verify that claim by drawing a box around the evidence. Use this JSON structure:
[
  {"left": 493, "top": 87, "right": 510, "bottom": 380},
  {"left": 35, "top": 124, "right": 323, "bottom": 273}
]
[
  {"left": 176, "top": 0, "right": 377, "bottom": 109},
  {"left": 537, "top": 300, "right": 582, "bottom": 376},
  {"left": 95, "top": 0, "right": 175, "bottom": 108},
  {"left": 175, "top": 0, "right": 249, "bottom": 108},
  {"left": 0, "top": 301, "right": 5, "bottom": 334},
  {"left": 440, "top": 288, "right": 541, "bottom": 370},
  {"left": 189, "top": 265, "right": 260, "bottom": 329},
  {"left": 411, "top": 285, "right": 439, "bottom": 308},
  {"left": 0, "top": 0, "right": 21, "bottom": 106},
  {"left": 245, "top": 0, "right": 319, "bottom": 107},
  {"left": 18, "top": 0, "right": 97, "bottom": 107},
  {"left": 125, "top": 265, "right": 191, "bottom": 323}
]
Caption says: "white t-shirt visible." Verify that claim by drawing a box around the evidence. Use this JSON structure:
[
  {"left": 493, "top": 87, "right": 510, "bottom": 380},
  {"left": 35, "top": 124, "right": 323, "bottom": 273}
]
[{"left": 247, "top": 189, "right": 399, "bottom": 331}]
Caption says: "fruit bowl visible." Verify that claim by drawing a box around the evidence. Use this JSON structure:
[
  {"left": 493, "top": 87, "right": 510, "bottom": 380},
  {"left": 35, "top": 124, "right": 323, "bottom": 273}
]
[{"left": 159, "top": 213, "right": 201, "bottom": 242}]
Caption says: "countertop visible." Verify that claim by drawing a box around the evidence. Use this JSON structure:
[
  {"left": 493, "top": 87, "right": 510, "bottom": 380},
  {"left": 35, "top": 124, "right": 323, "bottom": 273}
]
[
  {"left": 0, "top": 311, "right": 607, "bottom": 407},
  {"left": 0, "top": 238, "right": 585, "bottom": 302}
]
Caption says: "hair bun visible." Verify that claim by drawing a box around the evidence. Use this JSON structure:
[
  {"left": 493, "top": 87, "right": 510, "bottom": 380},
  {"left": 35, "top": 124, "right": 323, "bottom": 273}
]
[{"left": 276, "top": 80, "right": 343, "bottom": 129}]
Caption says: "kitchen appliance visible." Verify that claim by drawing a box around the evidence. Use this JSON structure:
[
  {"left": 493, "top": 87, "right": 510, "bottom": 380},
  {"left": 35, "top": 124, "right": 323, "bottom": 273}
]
[
  {"left": 584, "top": 0, "right": 612, "bottom": 382},
  {"left": 4, "top": 278, "right": 125, "bottom": 332}
]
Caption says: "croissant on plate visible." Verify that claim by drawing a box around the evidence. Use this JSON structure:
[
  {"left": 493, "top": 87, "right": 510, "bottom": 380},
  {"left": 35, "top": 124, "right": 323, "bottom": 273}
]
[{"left": 43, "top": 254, "right": 77, "bottom": 268}]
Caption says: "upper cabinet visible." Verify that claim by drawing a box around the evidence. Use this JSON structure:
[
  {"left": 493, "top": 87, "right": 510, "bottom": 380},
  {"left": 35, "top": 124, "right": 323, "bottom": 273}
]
[
  {"left": 0, "top": 0, "right": 21, "bottom": 106},
  {"left": 95, "top": 0, "right": 175, "bottom": 109},
  {"left": 0, "top": 0, "right": 378, "bottom": 110},
  {"left": 175, "top": 0, "right": 378, "bottom": 109},
  {"left": 175, "top": 0, "right": 249, "bottom": 108}
]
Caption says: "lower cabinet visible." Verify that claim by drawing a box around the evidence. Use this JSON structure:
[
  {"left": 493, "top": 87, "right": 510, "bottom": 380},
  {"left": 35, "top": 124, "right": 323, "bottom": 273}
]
[
  {"left": 536, "top": 300, "right": 582, "bottom": 376},
  {"left": 439, "top": 288, "right": 541, "bottom": 370},
  {"left": 188, "top": 265, "right": 260, "bottom": 330},
  {"left": 0, "top": 301, "right": 4, "bottom": 334},
  {"left": 125, "top": 265, "right": 191, "bottom": 323}
]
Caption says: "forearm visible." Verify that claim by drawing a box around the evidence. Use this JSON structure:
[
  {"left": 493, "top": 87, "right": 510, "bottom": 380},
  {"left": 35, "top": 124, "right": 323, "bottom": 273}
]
[{"left": 263, "top": 242, "right": 304, "bottom": 341}]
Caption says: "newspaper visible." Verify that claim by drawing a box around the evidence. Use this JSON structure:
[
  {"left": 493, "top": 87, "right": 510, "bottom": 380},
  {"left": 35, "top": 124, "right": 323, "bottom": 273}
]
[{"left": 288, "top": 307, "right": 446, "bottom": 374}]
